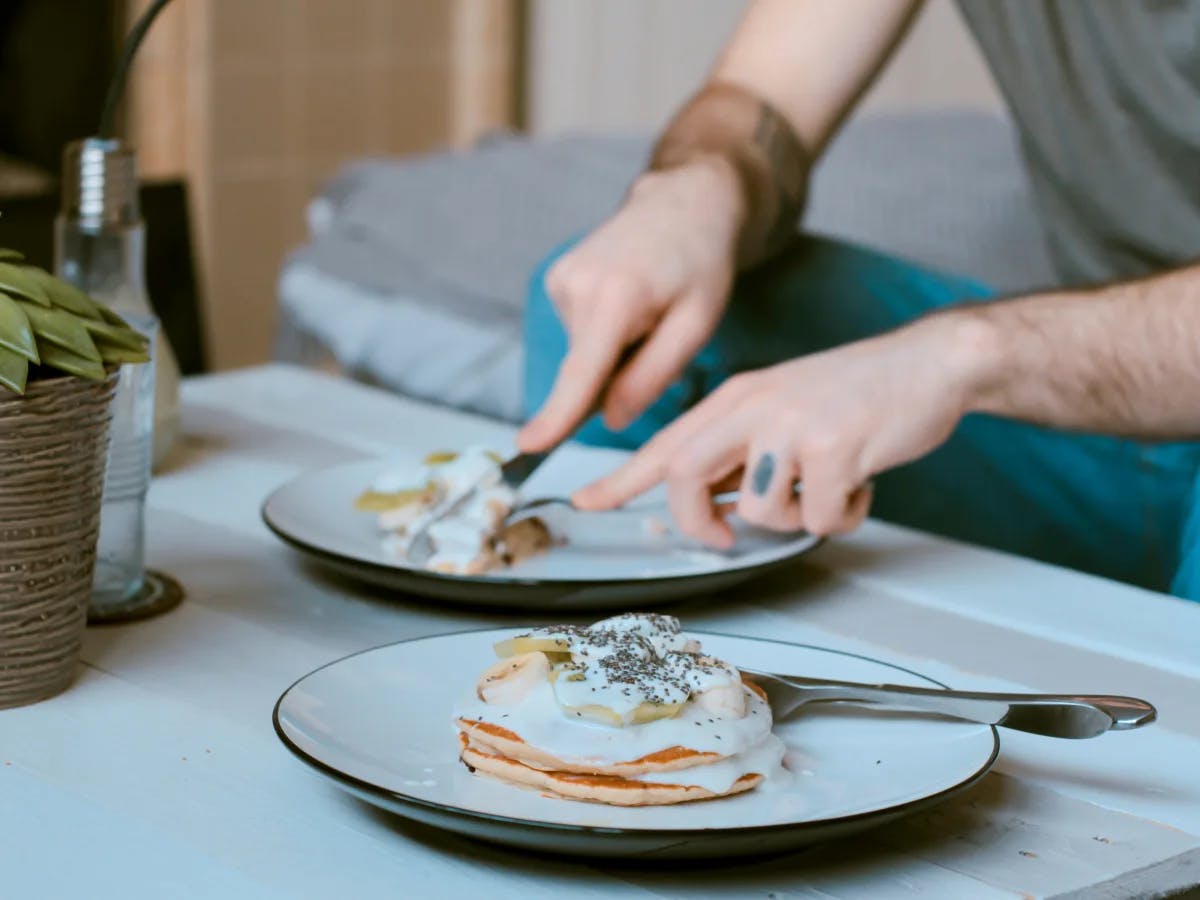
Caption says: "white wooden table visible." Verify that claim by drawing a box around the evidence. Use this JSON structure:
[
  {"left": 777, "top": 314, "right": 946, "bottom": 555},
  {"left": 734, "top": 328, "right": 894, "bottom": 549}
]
[{"left": 4, "top": 364, "right": 1199, "bottom": 899}]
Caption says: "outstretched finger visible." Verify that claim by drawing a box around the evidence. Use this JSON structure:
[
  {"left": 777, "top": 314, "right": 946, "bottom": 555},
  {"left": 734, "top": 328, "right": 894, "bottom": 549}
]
[{"left": 574, "top": 378, "right": 755, "bottom": 510}]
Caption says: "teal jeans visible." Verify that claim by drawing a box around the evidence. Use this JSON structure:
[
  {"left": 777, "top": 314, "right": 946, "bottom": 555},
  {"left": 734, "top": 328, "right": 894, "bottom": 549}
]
[{"left": 524, "top": 235, "right": 1200, "bottom": 599}]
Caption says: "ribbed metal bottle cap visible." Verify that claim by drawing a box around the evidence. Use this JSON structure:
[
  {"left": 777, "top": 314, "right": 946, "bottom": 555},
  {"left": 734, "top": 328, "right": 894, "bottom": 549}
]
[{"left": 60, "top": 137, "right": 140, "bottom": 228}]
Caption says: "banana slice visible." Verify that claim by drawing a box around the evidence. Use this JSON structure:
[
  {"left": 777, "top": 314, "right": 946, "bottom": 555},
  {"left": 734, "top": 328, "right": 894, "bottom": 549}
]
[
  {"left": 557, "top": 700, "right": 684, "bottom": 727},
  {"left": 424, "top": 450, "right": 504, "bottom": 465},
  {"left": 476, "top": 651, "right": 551, "bottom": 705},
  {"left": 548, "top": 663, "right": 586, "bottom": 683},
  {"left": 550, "top": 669, "right": 684, "bottom": 726},
  {"left": 694, "top": 681, "right": 747, "bottom": 718},
  {"left": 630, "top": 701, "right": 684, "bottom": 725},
  {"left": 353, "top": 485, "right": 434, "bottom": 512},
  {"left": 494, "top": 636, "right": 572, "bottom": 663}
]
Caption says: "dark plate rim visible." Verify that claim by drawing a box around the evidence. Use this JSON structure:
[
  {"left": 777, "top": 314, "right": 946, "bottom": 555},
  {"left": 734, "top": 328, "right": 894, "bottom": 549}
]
[
  {"left": 272, "top": 628, "right": 1001, "bottom": 840},
  {"left": 260, "top": 477, "right": 822, "bottom": 590}
]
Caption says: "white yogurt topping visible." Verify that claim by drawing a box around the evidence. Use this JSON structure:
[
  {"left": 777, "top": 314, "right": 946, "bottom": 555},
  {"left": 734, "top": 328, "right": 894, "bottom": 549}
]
[
  {"left": 455, "top": 677, "right": 774, "bottom": 767},
  {"left": 372, "top": 446, "right": 518, "bottom": 572},
  {"left": 424, "top": 487, "right": 514, "bottom": 571},
  {"left": 550, "top": 650, "right": 740, "bottom": 719},
  {"left": 435, "top": 446, "right": 503, "bottom": 496},
  {"left": 378, "top": 502, "right": 424, "bottom": 534},
  {"left": 516, "top": 614, "right": 732, "bottom": 722},
  {"left": 370, "top": 462, "right": 431, "bottom": 494},
  {"left": 627, "top": 734, "right": 788, "bottom": 793}
]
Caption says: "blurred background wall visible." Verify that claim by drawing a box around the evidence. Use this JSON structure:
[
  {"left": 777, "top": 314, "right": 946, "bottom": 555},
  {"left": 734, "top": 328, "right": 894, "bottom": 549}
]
[
  {"left": 527, "top": 0, "right": 1003, "bottom": 134},
  {"left": 0, "top": 0, "right": 1004, "bottom": 373},
  {"left": 125, "top": 0, "right": 519, "bottom": 370}
]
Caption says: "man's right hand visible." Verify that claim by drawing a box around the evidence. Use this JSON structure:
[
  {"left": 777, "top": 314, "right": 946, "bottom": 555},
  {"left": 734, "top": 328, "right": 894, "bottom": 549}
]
[{"left": 516, "top": 156, "right": 746, "bottom": 452}]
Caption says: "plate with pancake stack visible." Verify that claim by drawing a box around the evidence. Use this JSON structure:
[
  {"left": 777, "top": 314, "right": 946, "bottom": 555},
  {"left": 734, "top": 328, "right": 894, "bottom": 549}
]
[{"left": 274, "top": 615, "right": 999, "bottom": 859}]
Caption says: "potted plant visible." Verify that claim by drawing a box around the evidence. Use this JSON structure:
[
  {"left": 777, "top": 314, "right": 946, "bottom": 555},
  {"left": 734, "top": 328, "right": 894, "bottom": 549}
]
[{"left": 0, "top": 248, "right": 148, "bottom": 708}]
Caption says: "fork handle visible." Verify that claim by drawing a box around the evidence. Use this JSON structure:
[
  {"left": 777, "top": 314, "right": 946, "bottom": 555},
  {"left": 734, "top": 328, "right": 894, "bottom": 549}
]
[
  {"left": 781, "top": 677, "right": 1156, "bottom": 738},
  {"left": 859, "top": 683, "right": 1153, "bottom": 728}
]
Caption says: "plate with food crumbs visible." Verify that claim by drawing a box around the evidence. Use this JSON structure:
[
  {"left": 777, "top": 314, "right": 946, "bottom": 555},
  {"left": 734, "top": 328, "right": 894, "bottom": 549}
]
[
  {"left": 261, "top": 442, "right": 821, "bottom": 608},
  {"left": 274, "top": 618, "right": 998, "bottom": 860}
]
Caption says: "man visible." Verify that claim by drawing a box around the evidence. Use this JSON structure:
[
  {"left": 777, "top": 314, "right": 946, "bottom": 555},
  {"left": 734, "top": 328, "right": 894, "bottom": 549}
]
[{"left": 518, "top": 0, "right": 1200, "bottom": 599}]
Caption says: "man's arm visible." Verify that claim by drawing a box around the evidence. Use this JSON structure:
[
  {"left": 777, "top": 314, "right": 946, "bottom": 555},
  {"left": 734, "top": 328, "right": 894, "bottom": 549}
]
[
  {"left": 575, "top": 264, "right": 1200, "bottom": 542},
  {"left": 653, "top": 0, "right": 923, "bottom": 267},
  {"left": 518, "top": 0, "right": 923, "bottom": 451},
  {"left": 964, "top": 263, "right": 1200, "bottom": 438}
]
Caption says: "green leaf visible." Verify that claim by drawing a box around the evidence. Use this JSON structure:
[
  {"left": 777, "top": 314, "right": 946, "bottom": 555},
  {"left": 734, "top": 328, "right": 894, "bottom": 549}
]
[
  {"left": 0, "top": 291, "right": 39, "bottom": 363},
  {"left": 0, "top": 344, "right": 29, "bottom": 393},
  {"left": 83, "top": 316, "right": 148, "bottom": 352},
  {"left": 21, "top": 303, "right": 103, "bottom": 362},
  {"left": 34, "top": 339, "right": 106, "bottom": 381},
  {"left": 0, "top": 255, "right": 146, "bottom": 387},
  {"left": 0, "top": 262, "right": 52, "bottom": 307},
  {"left": 94, "top": 336, "right": 150, "bottom": 365},
  {"left": 95, "top": 304, "right": 127, "bottom": 326},
  {"left": 30, "top": 269, "right": 105, "bottom": 321}
]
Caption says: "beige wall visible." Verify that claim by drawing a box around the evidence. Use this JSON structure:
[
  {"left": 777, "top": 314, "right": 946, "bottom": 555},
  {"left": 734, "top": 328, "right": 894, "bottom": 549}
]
[
  {"left": 126, "top": 0, "right": 518, "bottom": 371},
  {"left": 860, "top": 0, "right": 1004, "bottom": 116},
  {"left": 527, "top": 0, "right": 1004, "bottom": 136}
]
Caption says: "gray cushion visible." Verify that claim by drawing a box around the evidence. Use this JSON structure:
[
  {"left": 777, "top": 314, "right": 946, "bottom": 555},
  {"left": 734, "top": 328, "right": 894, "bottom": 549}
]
[
  {"left": 278, "top": 111, "right": 1055, "bottom": 422},
  {"left": 807, "top": 112, "right": 1056, "bottom": 292}
]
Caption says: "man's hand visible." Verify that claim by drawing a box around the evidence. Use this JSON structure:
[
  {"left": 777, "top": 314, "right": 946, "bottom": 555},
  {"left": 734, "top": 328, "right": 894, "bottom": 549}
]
[
  {"left": 573, "top": 313, "right": 996, "bottom": 547},
  {"left": 515, "top": 158, "right": 745, "bottom": 452},
  {"left": 517, "top": 0, "right": 926, "bottom": 454}
]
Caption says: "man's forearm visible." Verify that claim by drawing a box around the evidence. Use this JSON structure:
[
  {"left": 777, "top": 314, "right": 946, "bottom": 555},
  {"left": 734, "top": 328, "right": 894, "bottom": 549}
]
[
  {"left": 952, "top": 264, "right": 1200, "bottom": 438},
  {"left": 646, "top": 0, "right": 921, "bottom": 268},
  {"left": 650, "top": 83, "right": 809, "bottom": 268}
]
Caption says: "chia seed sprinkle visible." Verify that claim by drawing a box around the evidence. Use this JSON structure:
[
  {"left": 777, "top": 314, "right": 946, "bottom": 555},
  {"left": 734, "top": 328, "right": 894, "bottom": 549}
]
[{"left": 513, "top": 614, "right": 742, "bottom": 723}]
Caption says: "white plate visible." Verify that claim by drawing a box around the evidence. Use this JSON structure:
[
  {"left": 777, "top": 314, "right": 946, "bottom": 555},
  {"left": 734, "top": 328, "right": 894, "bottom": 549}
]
[
  {"left": 274, "top": 629, "right": 999, "bottom": 859},
  {"left": 262, "top": 444, "right": 822, "bottom": 608}
]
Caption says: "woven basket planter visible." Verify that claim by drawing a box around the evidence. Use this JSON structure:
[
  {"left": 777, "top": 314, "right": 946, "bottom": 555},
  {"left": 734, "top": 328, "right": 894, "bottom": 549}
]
[{"left": 0, "top": 372, "right": 117, "bottom": 709}]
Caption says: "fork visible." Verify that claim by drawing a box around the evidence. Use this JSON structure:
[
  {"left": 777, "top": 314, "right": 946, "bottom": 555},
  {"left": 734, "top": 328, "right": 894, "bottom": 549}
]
[
  {"left": 412, "top": 349, "right": 662, "bottom": 558},
  {"left": 502, "top": 486, "right": 803, "bottom": 527},
  {"left": 740, "top": 667, "right": 1157, "bottom": 739}
]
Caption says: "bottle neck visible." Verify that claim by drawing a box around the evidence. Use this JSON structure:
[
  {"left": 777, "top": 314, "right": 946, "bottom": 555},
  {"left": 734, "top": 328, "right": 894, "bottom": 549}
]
[{"left": 55, "top": 136, "right": 150, "bottom": 314}]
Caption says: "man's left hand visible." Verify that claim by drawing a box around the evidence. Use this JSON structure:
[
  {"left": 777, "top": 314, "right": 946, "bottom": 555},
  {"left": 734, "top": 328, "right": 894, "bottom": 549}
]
[{"left": 572, "top": 313, "right": 995, "bottom": 547}]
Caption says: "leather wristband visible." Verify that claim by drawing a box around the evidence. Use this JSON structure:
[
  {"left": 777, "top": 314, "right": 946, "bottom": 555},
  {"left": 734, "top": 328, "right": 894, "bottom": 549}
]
[{"left": 651, "top": 82, "right": 809, "bottom": 268}]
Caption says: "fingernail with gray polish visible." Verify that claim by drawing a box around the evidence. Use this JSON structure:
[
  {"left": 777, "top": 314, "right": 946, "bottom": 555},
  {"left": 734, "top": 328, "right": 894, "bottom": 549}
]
[{"left": 752, "top": 453, "right": 775, "bottom": 496}]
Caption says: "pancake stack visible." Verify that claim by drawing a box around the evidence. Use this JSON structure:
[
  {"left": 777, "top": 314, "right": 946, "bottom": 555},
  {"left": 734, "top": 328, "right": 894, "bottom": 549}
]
[{"left": 454, "top": 613, "right": 786, "bottom": 806}]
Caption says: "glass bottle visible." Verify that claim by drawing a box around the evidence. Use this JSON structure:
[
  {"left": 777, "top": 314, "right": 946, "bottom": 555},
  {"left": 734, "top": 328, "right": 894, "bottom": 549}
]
[
  {"left": 56, "top": 138, "right": 181, "bottom": 466},
  {"left": 55, "top": 137, "right": 180, "bottom": 618}
]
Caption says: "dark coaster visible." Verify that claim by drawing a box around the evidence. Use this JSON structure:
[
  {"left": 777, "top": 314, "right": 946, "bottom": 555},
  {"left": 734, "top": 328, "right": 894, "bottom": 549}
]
[{"left": 87, "top": 568, "right": 184, "bottom": 625}]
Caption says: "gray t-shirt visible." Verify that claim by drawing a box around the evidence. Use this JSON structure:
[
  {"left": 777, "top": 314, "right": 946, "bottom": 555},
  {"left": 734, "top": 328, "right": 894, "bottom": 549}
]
[{"left": 957, "top": 0, "right": 1200, "bottom": 286}]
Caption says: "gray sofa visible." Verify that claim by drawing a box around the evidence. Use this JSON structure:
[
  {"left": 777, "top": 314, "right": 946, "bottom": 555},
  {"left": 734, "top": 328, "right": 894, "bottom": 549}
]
[{"left": 276, "top": 111, "right": 1057, "bottom": 422}]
